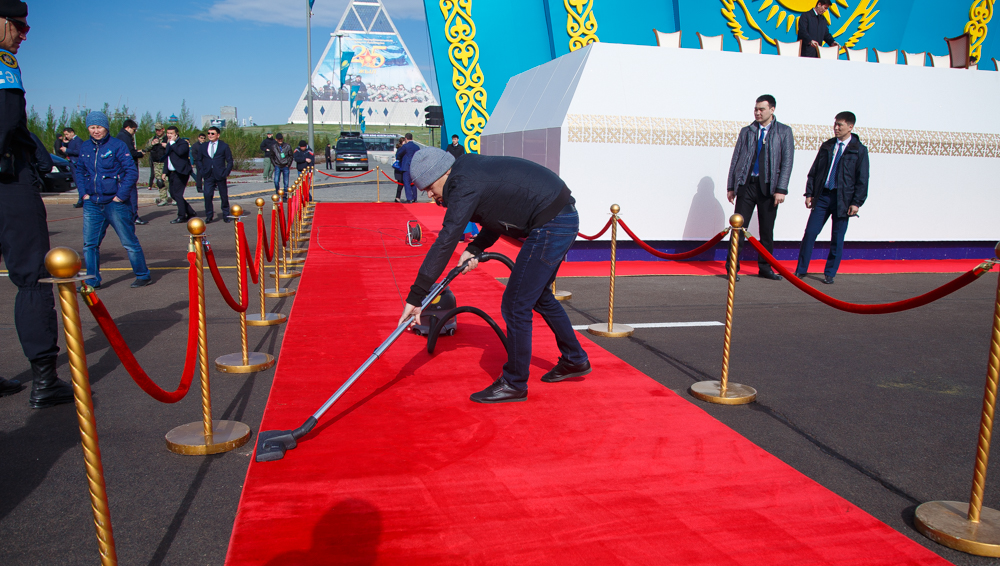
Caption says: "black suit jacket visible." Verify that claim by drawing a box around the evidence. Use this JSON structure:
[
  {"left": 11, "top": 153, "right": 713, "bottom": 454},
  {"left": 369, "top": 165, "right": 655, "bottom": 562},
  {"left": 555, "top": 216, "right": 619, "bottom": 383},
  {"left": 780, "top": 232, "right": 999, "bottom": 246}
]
[
  {"left": 198, "top": 139, "right": 234, "bottom": 181},
  {"left": 797, "top": 9, "right": 836, "bottom": 57},
  {"left": 161, "top": 139, "right": 193, "bottom": 175}
]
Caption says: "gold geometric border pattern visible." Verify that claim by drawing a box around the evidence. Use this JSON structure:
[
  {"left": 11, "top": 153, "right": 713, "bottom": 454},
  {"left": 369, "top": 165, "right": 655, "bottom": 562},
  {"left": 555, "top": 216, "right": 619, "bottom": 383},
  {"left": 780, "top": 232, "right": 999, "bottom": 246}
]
[
  {"left": 566, "top": 114, "right": 1000, "bottom": 158},
  {"left": 440, "top": 0, "right": 490, "bottom": 154},
  {"left": 566, "top": 0, "right": 600, "bottom": 52},
  {"left": 965, "top": 0, "right": 995, "bottom": 64}
]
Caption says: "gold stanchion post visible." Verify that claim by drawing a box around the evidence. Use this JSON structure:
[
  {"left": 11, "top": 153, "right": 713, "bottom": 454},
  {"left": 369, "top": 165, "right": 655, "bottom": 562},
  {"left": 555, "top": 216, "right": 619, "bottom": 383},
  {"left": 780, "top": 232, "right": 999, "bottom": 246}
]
[
  {"left": 271, "top": 189, "right": 302, "bottom": 281},
  {"left": 588, "top": 204, "right": 633, "bottom": 338},
  {"left": 248, "top": 198, "right": 287, "bottom": 326},
  {"left": 265, "top": 194, "right": 296, "bottom": 299},
  {"left": 914, "top": 243, "right": 1000, "bottom": 557},
  {"left": 215, "top": 205, "right": 276, "bottom": 373},
  {"left": 552, "top": 280, "right": 571, "bottom": 301},
  {"left": 165, "top": 219, "right": 252, "bottom": 455},
  {"left": 42, "top": 248, "right": 118, "bottom": 566},
  {"left": 376, "top": 165, "right": 381, "bottom": 203},
  {"left": 689, "top": 214, "right": 757, "bottom": 405}
]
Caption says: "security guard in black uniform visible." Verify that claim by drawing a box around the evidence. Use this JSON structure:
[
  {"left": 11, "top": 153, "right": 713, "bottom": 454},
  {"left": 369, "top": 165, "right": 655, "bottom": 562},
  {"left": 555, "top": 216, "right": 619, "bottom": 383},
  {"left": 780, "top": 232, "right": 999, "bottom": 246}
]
[{"left": 0, "top": 0, "right": 74, "bottom": 408}]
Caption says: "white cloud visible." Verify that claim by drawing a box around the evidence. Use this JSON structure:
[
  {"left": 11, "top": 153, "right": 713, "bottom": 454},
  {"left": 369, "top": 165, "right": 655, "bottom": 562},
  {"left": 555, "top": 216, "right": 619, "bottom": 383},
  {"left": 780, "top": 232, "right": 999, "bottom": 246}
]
[{"left": 205, "top": 0, "right": 427, "bottom": 27}]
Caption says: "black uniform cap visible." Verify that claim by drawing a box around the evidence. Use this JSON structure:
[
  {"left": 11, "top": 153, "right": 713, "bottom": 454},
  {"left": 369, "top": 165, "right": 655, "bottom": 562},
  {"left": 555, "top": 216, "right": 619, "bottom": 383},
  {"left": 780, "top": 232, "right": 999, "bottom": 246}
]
[{"left": 0, "top": 0, "right": 27, "bottom": 18}]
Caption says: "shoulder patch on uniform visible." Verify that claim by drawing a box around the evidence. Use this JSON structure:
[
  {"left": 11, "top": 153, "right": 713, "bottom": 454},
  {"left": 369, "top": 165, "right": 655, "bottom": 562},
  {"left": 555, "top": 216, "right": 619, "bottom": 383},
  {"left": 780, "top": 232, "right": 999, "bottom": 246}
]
[{"left": 0, "top": 52, "right": 17, "bottom": 69}]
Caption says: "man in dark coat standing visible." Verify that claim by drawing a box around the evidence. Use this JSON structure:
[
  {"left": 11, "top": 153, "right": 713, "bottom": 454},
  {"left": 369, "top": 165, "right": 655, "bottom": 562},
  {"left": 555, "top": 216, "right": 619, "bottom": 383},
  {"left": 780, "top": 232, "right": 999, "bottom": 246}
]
[
  {"left": 798, "top": 0, "right": 838, "bottom": 58},
  {"left": 160, "top": 125, "right": 196, "bottom": 223},
  {"left": 198, "top": 126, "right": 234, "bottom": 223},
  {"left": 795, "top": 111, "right": 869, "bottom": 284},
  {"left": 116, "top": 118, "right": 147, "bottom": 224},
  {"left": 446, "top": 134, "right": 465, "bottom": 159},
  {"left": 0, "top": 1, "right": 75, "bottom": 407},
  {"left": 395, "top": 132, "right": 420, "bottom": 202}
]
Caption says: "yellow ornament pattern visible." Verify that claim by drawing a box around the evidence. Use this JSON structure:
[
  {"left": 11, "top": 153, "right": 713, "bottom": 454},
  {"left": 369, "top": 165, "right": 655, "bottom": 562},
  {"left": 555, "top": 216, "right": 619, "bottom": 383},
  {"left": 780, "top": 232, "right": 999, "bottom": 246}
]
[
  {"left": 965, "top": 0, "right": 994, "bottom": 64},
  {"left": 566, "top": 0, "right": 600, "bottom": 52},
  {"left": 440, "top": 0, "right": 490, "bottom": 154},
  {"left": 721, "top": 0, "right": 878, "bottom": 51}
]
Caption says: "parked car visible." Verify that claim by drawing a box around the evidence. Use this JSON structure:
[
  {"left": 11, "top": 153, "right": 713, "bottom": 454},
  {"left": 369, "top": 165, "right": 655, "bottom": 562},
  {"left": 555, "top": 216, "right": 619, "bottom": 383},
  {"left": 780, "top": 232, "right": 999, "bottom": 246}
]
[
  {"left": 334, "top": 137, "right": 369, "bottom": 171},
  {"left": 42, "top": 153, "right": 76, "bottom": 193}
]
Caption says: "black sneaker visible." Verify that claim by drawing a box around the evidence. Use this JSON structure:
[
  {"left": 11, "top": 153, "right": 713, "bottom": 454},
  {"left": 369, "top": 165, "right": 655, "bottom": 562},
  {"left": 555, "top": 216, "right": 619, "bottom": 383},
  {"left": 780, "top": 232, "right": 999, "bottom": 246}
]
[
  {"left": 541, "top": 359, "right": 592, "bottom": 383},
  {"left": 0, "top": 378, "right": 23, "bottom": 397},
  {"left": 134, "top": 217, "right": 148, "bottom": 225},
  {"left": 470, "top": 378, "right": 527, "bottom": 403},
  {"left": 130, "top": 278, "right": 152, "bottom": 288}
]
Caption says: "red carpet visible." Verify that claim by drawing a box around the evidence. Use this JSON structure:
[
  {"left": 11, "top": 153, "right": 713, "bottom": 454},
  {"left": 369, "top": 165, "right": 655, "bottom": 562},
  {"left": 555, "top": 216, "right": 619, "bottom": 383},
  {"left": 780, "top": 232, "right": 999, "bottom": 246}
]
[
  {"left": 225, "top": 203, "right": 950, "bottom": 565},
  {"left": 406, "top": 203, "right": 985, "bottom": 278}
]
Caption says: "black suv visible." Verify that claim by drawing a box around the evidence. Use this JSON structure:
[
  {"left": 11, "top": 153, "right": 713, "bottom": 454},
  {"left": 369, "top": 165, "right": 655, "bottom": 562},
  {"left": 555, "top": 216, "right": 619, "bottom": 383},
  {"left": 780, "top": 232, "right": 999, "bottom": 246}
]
[{"left": 334, "top": 137, "right": 369, "bottom": 171}]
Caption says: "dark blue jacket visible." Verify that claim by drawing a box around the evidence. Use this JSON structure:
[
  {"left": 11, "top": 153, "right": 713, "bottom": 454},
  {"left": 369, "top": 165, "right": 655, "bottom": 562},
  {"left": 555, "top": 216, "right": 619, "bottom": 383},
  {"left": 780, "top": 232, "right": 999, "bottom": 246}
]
[
  {"left": 161, "top": 138, "right": 193, "bottom": 176},
  {"left": 293, "top": 146, "right": 313, "bottom": 172},
  {"left": 804, "top": 133, "right": 869, "bottom": 217},
  {"left": 396, "top": 141, "right": 419, "bottom": 172},
  {"left": 197, "top": 139, "right": 234, "bottom": 181},
  {"left": 63, "top": 136, "right": 82, "bottom": 163},
  {"left": 74, "top": 134, "right": 138, "bottom": 203}
]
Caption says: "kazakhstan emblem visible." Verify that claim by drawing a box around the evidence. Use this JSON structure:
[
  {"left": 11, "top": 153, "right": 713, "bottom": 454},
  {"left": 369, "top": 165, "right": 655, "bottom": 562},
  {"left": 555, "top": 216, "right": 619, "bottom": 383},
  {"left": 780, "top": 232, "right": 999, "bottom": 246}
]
[
  {"left": 0, "top": 52, "right": 17, "bottom": 69},
  {"left": 721, "top": 0, "right": 879, "bottom": 50}
]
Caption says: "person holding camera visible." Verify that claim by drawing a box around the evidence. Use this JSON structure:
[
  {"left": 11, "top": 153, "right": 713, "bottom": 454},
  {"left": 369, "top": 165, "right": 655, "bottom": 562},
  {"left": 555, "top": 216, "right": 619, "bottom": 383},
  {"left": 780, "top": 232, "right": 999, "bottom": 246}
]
[{"left": 145, "top": 123, "right": 172, "bottom": 206}]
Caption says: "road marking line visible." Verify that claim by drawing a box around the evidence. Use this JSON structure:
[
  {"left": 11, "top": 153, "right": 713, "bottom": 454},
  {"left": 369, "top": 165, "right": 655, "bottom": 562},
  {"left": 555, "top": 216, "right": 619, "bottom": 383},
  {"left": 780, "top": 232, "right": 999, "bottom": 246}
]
[{"left": 572, "top": 321, "right": 723, "bottom": 330}]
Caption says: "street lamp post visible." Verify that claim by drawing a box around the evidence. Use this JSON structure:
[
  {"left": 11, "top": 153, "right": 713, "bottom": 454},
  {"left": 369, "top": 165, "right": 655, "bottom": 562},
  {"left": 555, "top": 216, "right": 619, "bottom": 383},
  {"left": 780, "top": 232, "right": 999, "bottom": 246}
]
[
  {"left": 337, "top": 32, "right": 344, "bottom": 135},
  {"left": 306, "top": 1, "right": 315, "bottom": 152}
]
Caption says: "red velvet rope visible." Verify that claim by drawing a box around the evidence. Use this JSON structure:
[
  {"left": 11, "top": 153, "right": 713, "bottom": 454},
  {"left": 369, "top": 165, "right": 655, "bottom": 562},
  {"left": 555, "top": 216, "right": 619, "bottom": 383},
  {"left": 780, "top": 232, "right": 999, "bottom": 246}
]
[
  {"left": 381, "top": 169, "right": 403, "bottom": 186},
  {"left": 240, "top": 222, "right": 260, "bottom": 285},
  {"left": 578, "top": 217, "right": 613, "bottom": 240},
  {"left": 257, "top": 214, "right": 272, "bottom": 263},
  {"left": 205, "top": 242, "right": 249, "bottom": 312},
  {"left": 81, "top": 252, "right": 199, "bottom": 403},
  {"left": 315, "top": 169, "right": 375, "bottom": 179},
  {"left": 277, "top": 201, "right": 289, "bottom": 245},
  {"left": 617, "top": 220, "right": 728, "bottom": 261},
  {"left": 746, "top": 235, "right": 992, "bottom": 314}
]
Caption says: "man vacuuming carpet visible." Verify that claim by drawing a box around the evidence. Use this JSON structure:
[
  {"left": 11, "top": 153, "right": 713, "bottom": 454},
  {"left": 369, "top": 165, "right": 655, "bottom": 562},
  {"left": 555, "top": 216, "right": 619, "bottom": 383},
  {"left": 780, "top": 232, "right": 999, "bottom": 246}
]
[{"left": 399, "top": 147, "right": 592, "bottom": 403}]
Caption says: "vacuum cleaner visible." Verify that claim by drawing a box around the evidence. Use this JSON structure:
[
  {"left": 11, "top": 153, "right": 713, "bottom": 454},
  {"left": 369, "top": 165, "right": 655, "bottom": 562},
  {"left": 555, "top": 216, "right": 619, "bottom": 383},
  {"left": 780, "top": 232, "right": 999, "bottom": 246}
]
[{"left": 255, "top": 251, "right": 513, "bottom": 462}]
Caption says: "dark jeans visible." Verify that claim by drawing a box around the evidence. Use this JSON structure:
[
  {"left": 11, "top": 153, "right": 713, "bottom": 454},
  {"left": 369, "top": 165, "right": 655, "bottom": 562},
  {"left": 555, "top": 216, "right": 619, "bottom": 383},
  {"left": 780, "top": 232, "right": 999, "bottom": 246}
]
[
  {"left": 500, "top": 210, "right": 588, "bottom": 390},
  {"left": 733, "top": 176, "right": 779, "bottom": 274},
  {"left": 402, "top": 170, "right": 416, "bottom": 202},
  {"left": 394, "top": 169, "right": 404, "bottom": 200},
  {"left": 168, "top": 171, "right": 195, "bottom": 219},
  {"left": 273, "top": 166, "right": 290, "bottom": 191},
  {"left": 325, "top": 156, "right": 332, "bottom": 170},
  {"left": 193, "top": 166, "right": 203, "bottom": 192},
  {"left": 0, "top": 175, "right": 59, "bottom": 362},
  {"left": 83, "top": 199, "right": 151, "bottom": 287},
  {"left": 203, "top": 175, "right": 229, "bottom": 220},
  {"left": 796, "top": 189, "right": 850, "bottom": 278}
]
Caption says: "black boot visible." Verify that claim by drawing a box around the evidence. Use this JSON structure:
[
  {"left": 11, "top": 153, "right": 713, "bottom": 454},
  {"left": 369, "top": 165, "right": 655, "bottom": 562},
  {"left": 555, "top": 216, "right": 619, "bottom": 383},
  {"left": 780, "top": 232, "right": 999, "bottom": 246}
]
[
  {"left": 28, "top": 357, "right": 75, "bottom": 409},
  {"left": 0, "top": 377, "right": 23, "bottom": 397}
]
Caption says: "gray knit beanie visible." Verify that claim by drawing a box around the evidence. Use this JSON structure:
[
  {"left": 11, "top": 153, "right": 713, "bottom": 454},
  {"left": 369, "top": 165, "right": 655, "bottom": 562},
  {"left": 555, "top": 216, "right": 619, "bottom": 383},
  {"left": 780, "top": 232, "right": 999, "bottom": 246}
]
[
  {"left": 410, "top": 146, "right": 455, "bottom": 190},
  {"left": 85, "top": 111, "right": 110, "bottom": 131}
]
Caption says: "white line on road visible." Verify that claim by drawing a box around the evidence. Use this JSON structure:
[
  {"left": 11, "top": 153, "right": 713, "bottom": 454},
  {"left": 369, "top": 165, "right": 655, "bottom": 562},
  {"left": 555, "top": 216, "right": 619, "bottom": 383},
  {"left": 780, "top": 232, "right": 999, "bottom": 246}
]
[{"left": 572, "top": 321, "right": 723, "bottom": 330}]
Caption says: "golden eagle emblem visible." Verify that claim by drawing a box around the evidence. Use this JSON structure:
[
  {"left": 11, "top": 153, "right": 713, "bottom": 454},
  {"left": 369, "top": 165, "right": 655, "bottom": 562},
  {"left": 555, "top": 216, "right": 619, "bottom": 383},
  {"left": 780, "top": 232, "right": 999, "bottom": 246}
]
[{"left": 721, "top": 0, "right": 879, "bottom": 50}]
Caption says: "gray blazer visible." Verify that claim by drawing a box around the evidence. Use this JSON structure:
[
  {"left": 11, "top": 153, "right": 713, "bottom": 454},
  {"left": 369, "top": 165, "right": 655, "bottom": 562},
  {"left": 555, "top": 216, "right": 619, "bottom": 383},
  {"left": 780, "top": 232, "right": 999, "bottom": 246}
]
[{"left": 726, "top": 118, "right": 795, "bottom": 196}]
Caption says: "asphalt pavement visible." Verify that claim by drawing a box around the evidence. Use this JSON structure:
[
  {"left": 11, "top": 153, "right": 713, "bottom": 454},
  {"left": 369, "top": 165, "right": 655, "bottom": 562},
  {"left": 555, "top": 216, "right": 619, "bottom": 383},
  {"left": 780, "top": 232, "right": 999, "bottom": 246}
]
[{"left": 1, "top": 192, "right": 998, "bottom": 565}]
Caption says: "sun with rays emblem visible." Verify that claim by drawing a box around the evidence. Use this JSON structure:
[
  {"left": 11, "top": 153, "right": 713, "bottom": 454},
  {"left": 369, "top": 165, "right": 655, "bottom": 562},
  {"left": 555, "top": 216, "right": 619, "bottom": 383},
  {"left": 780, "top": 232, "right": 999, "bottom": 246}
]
[{"left": 721, "top": 0, "right": 879, "bottom": 49}]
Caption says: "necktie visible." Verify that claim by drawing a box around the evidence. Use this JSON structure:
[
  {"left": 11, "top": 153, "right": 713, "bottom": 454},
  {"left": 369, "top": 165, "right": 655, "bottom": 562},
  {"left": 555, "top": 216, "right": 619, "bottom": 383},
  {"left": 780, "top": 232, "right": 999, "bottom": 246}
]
[
  {"left": 209, "top": 142, "right": 216, "bottom": 158},
  {"left": 752, "top": 127, "right": 766, "bottom": 177},
  {"left": 826, "top": 142, "right": 843, "bottom": 189}
]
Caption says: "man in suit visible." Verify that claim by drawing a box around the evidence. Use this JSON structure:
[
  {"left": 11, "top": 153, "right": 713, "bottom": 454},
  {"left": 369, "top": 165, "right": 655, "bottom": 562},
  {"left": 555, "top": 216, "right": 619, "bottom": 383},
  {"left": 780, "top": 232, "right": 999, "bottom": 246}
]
[
  {"left": 160, "top": 125, "right": 196, "bottom": 223},
  {"left": 726, "top": 94, "right": 795, "bottom": 280},
  {"left": 395, "top": 132, "right": 420, "bottom": 202},
  {"left": 798, "top": 0, "right": 838, "bottom": 58},
  {"left": 191, "top": 132, "right": 206, "bottom": 194},
  {"left": 198, "top": 126, "right": 234, "bottom": 223},
  {"left": 795, "top": 111, "right": 869, "bottom": 284}
]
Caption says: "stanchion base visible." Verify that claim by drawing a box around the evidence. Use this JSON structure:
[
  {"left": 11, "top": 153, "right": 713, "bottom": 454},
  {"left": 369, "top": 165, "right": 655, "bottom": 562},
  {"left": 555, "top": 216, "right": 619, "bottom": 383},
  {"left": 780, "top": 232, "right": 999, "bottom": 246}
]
[
  {"left": 689, "top": 380, "right": 757, "bottom": 405},
  {"left": 165, "top": 420, "right": 251, "bottom": 455},
  {"left": 554, "top": 291, "right": 572, "bottom": 301},
  {"left": 294, "top": 238, "right": 310, "bottom": 244},
  {"left": 215, "top": 352, "right": 275, "bottom": 373},
  {"left": 265, "top": 289, "right": 296, "bottom": 298},
  {"left": 269, "top": 271, "right": 301, "bottom": 279},
  {"left": 587, "top": 323, "right": 633, "bottom": 338},
  {"left": 246, "top": 312, "right": 287, "bottom": 326},
  {"left": 915, "top": 501, "right": 1000, "bottom": 557},
  {"left": 286, "top": 258, "right": 305, "bottom": 266}
]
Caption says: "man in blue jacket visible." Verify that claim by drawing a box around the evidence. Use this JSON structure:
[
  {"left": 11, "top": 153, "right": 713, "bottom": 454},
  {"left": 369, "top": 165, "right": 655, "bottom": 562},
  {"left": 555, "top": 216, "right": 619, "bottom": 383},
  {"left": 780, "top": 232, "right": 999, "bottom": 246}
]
[
  {"left": 75, "top": 111, "right": 151, "bottom": 289},
  {"left": 795, "top": 111, "right": 869, "bottom": 284},
  {"left": 395, "top": 132, "right": 420, "bottom": 202}
]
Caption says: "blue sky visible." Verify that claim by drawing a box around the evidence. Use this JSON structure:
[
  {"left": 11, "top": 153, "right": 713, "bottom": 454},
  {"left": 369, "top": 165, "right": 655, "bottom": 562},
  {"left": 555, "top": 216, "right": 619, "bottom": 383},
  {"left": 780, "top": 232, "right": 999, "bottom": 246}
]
[{"left": 19, "top": 0, "right": 436, "bottom": 126}]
